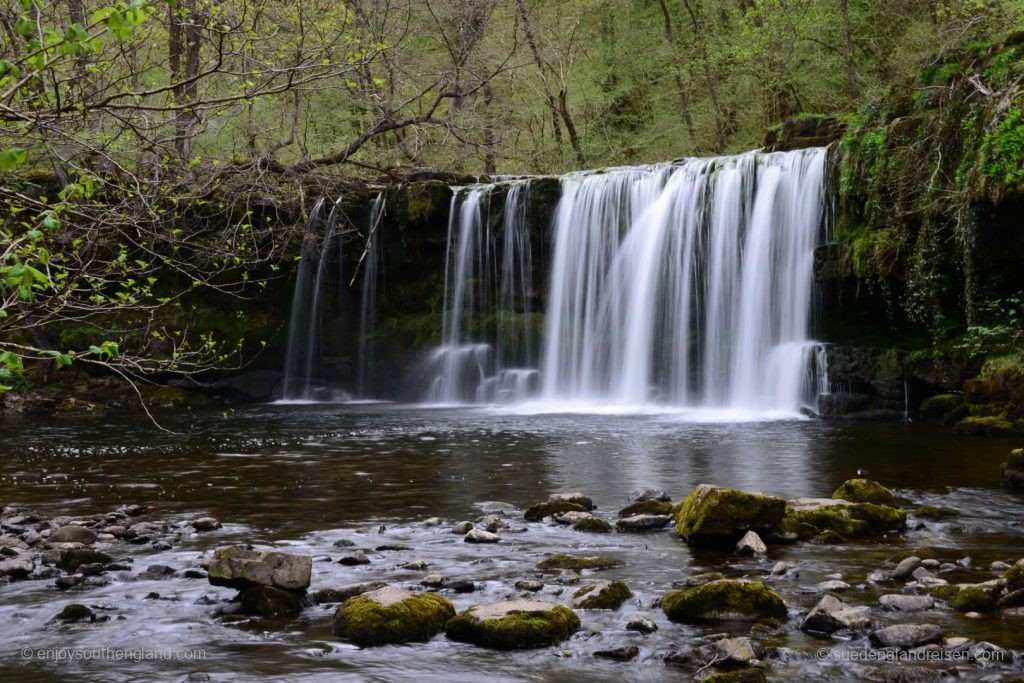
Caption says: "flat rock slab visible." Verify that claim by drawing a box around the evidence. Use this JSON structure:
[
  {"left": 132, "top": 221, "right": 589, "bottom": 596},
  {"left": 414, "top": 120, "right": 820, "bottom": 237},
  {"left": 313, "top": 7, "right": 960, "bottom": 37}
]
[
  {"left": 208, "top": 545, "right": 311, "bottom": 591},
  {"left": 869, "top": 623, "right": 944, "bottom": 649},
  {"left": 617, "top": 514, "right": 671, "bottom": 532},
  {"left": 880, "top": 594, "right": 935, "bottom": 612}
]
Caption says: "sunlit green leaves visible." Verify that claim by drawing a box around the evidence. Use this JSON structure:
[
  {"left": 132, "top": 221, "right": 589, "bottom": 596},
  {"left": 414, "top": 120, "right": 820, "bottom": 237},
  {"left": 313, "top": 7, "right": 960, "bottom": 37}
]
[{"left": 0, "top": 149, "right": 27, "bottom": 172}]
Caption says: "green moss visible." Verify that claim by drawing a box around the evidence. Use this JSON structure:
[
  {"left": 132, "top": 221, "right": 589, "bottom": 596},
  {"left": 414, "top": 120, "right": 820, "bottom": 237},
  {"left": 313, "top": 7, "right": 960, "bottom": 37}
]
[
  {"left": 913, "top": 505, "right": 960, "bottom": 520},
  {"left": 919, "top": 394, "right": 967, "bottom": 424},
  {"left": 832, "top": 478, "right": 897, "bottom": 506},
  {"left": 572, "top": 581, "right": 632, "bottom": 609},
  {"left": 571, "top": 517, "right": 612, "bottom": 533},
  {"left": 332, "top": 592, "right": 455, "bottom": 646},
  {"left": 786, "top": 502, "right": 906, "bottom": 539},
  {"left": 673, "top": 485, "right": 785, "bottom": 545},
  {"left": 618, "top": 500, "right": 673, "bottom": 517},
  {"left": 954, "top": 415, "right": 1022, "bottom": 436},
  {"left": 948, "top": 586, "right": 998, "bottom": 612},
  {"left": 982, "top": 105, "right": 1024, "bottom": 190},
  {"left": 523, "top": 500, "right": 587, "bottom": 522},
  {"left": 1006, "top": 564, "right": 1024, "bottom": 591},
  {"left": 536, "top": 554, "right": 623, "bottom": 572},
  {"left": 445, "top": 604, "right": 580, "bottom": 649},
  {"left": 934, "top": 582, "right": 1002, "bottom": 611},
  {"left": 661, "top": 579, "right": 787, "bottom": 623},
  {"left": 703, "top": 670, "right": 768, "bottom": 683}
]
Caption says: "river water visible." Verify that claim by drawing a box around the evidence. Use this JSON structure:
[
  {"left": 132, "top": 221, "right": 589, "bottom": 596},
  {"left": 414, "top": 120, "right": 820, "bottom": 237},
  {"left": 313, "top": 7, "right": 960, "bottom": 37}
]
[{"left": 1, "top": 404, "right": 1022, "bottom": 681}]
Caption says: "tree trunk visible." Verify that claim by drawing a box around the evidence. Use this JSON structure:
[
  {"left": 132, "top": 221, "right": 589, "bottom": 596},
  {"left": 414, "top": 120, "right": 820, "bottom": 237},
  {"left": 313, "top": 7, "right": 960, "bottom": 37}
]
[
  {"left": 656, "top": 0, "right": 697, "bottom": 148},
  {"left": 839, "top": 0, "right": 860, "bottom": 101},
  {"left": 681, "top": 0, "right": 726, "bottom": 152}
]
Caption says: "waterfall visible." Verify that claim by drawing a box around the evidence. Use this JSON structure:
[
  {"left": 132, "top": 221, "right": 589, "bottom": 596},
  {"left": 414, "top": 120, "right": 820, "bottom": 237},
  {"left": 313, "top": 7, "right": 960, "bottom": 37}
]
[
  {"left": 426, "top": 181, "right": 536, "bottom": 403},
  {"left": 356, "top": 193, "right": 385, "bottom": 398},
  {"left": 540, "top": 147, "right": 828, "bottom": 412},
  {"left": 280, "top": 199, "right": 351, "bottom": 402}
]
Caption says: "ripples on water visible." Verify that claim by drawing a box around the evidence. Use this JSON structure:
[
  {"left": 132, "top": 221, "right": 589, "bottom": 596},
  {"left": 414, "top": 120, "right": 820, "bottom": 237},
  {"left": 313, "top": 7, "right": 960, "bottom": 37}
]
[{"left": 1, "top": 404, "right": 1022, "bottom": 681}]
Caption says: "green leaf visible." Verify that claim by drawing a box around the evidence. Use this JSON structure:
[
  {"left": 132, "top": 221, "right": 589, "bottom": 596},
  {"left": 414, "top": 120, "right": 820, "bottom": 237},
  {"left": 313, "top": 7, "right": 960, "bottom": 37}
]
[{"left": 0, "top": 148, "right": 27, "bottom": 171}]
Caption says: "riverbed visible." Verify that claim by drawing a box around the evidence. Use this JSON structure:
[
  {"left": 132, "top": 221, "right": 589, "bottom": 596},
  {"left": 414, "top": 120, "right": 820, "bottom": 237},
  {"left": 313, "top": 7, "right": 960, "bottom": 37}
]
[{"left": 1, "top": 404, "right": 1022, "bottom": 682}]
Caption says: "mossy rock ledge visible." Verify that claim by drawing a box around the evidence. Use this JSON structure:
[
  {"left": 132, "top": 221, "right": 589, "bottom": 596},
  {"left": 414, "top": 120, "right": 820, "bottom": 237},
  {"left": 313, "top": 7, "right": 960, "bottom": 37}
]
[
  {"left": 445, "top": 600, "right": 580, "bottom": 649},
  {"left": 536, "top": 553, "right": 624, "bottom": 572},
  {"left": 662, "top": 579, "right": 787, "bottom": 623},
  {"left": 332, "top": 586, "right": 455, "bottom": 647},
  {"left": 673, "top": 484, "right": 786, "bottom": 546},
  {"left": 831, "top": 478, "right": 897, "bottom": 506},
  {"left": 1002, "top": 449, "right": 1024, "bottom": 492}
]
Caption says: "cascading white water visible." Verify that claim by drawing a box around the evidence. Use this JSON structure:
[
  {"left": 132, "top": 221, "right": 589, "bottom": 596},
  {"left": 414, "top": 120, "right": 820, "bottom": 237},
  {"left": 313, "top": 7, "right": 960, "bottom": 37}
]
[
  {"left": 426, "top": 181, "right": 535, "bottom": 403},
  {"left": 540, "top": 147, "right": 829, "bottom": 413},
  {"left": 281, "top": 198, "right": 352, "bottom": 402},
  {"left": 356, "top": 193, "right": 385, "bottom": 398}
]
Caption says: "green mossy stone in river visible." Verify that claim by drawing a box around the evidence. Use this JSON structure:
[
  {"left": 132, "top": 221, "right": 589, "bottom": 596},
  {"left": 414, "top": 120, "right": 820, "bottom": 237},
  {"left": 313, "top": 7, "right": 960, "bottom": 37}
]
[
  {"left": 332, "top": 586, "right": 455, "bottom": 647},
  {"left": 445, "top": 600, "right": 580, "bottom": 649},
  {"left": 702, "top": 669, "right": 768, "bottom": 683},
  {"left": 571, "top": 517, "right": 612, "bottom": 533},
  {"left": 832, "top": 478, "right": 897, "bottom": 506},
  {"left": 661, "top": 579, "right": 787, "bottom": 623},
  {"left": 618, "top": 500, "right": 673, "bottom": 517},
  {"left": 523, "top": 500, "right": 588, "bottom": 522},
  {"left": 536, "top": 554, "right": 623, "bottom": 572},
  {"left": 934, "top": 582, "right": 1002, "bottom": 611},
  {"left": 784, "top": 498, "right": 906, "bottom": 539},
  {"left": 53, "top": 604, "right": 95, "bottom": 623},
  {"left": 571, "top": 580, "right": 632, "bottom": 609},
  {"left": 954, "top": 415, "right": 1022, "bottom": 436},
  {"left": 913, "top": 505, "right": 960, "bottom": 520},
  {"left": 1005, "top": 564, "right": 1024, "bottom": 591},
  {"left": 673, "top": 484, "right": 786, "bottom": 546}
]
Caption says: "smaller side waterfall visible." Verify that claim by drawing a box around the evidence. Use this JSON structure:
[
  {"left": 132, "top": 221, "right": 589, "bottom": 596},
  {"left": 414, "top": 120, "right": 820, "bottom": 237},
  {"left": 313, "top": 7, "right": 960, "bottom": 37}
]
[
  {"left": 280, "top": 199, "right": 351, "bottom": 402},
  {"left": 356, "top": 193, "right": 385, "bottom": 398},
  {"left": 426, "top": 181, "right": 537, "bottom": 403}
]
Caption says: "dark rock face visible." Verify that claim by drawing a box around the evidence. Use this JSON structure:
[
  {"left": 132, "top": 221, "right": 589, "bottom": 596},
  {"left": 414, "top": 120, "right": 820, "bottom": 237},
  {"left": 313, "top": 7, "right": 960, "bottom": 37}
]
[{"left": 763, "top": 115, "right": 846, "bottom": 152}]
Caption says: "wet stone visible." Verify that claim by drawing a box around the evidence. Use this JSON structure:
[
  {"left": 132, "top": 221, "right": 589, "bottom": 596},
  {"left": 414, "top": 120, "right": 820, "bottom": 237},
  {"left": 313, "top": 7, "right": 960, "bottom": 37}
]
[
  {"left": 880, "top": 594, "right": 935, "bottom": 612},
  {"left": 516, "top": 580, "right": 544, "bottom": 592},
  {"left": 593, "top": 645, "right": 639, "bottom": 661},
  {"left": 451, "top": 521, "right": 473, "bottom": 534},
  {"left": 869, "top": 623, "right": 944, "bottom": 650},
  {"left": 464, "top": 529, "right": 500, "bottom": 544},
  {"left": 626, "top": 616, "right": 658, "bottom": 633},
  {"left": 616, "top": 514, "right": 671, "bottom": 532},
  {"left": 338, "top": 550, "right": 370, "bottom": 566},
  {"left": 49, "top": 526, "right": 97, "bottom": 545},
  {"left": 800, "top": 594, "right": 871, "bottom": 634}
]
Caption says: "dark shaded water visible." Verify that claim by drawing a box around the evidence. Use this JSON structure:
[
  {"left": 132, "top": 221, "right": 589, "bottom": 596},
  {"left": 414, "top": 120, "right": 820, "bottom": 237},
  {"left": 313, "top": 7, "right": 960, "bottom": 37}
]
[{"left": 1, "top": 405, "right": 1022, "bottom": 682}]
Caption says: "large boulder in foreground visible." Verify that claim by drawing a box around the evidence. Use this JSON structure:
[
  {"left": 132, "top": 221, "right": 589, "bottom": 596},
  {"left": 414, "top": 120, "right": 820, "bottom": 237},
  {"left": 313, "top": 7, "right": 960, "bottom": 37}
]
[
  {"left": 208, "top": 545, "right": 311, "bottom": 591},
  {"left": 831, "top": 479, "right": 897, "bottom": 506},
  {"left": 333, "top": 586, "right": 455, "bottom": 646},
  {"left": 445, "top": 600, "right": 580, "bottom": 649},
  {"left": 673, "top": 485, "right": 785, "bottom": 546},
  {"left": 662, "top": 579, "right": 787, "bottom": 623}
]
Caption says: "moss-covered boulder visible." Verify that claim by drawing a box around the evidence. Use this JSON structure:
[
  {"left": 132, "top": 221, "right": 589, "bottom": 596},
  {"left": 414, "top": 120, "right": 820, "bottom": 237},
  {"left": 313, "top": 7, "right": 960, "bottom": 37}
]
[
  {"left": 332, "top": 586, "right": 455, "bottom": 647},
  {"left": 445, "top": 600, "right": 580, "bottom": 649},
  {"left": 673, "top": 484, "right": 785, "bottom": 546},
  {"left": 571, "top": 517, "right": 612, "bottom": 533},
  {"left": 702, "top": 670, "right": 767, "bottom": 683},
  {"left": 932, "top": 581, "right": 1003, "bottom": 612},
  {"left": 523, "top": 500, "right": 588, "bottom": 522},
  {"left": 618, "top": 500, "right": 673, "bottom": 517},
  {"left": 662, "top": 579, "right": 787, "bottom": 623},
  {"left": 208, "top": 545, "right": 311, "bottom": 591},
  {"left": 571, "top": 580, "right": 632, "bottom": 609},
  {"left": 1002, "top": 449, "right": 1024, "bottom": 492},
  {"left": 1005, "top": 563, "right": 1024, "bottom": 590},
  {"left": 831, "top": 478, "right": 897, "bottom": 506},
  {"left": 783, "top": 498, "right": 906, "bottom": 540},
  {"left": 536, "top": 554, "right": 623, "bottom": 572},
  {"left": 919, "top": 394, "right": 967, "bottom": 425}
]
